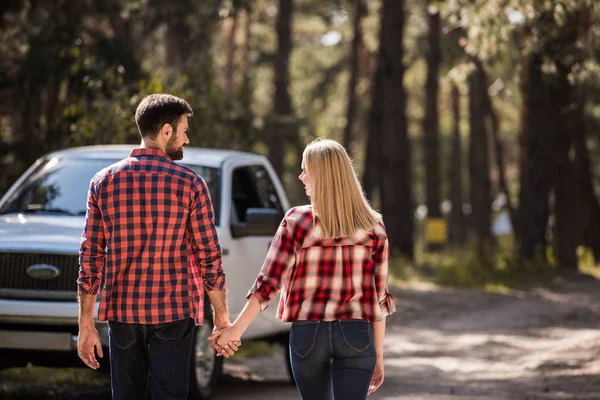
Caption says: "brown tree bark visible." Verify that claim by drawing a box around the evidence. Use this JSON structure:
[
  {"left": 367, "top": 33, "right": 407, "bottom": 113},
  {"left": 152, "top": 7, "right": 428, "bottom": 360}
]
[
  {"left": 516, "top": 54, "right": 530, "bottom": 248},
  {"left": 573, "top": 98, "right": 600, "bottom": 260},
  {"left": 448, "top": 84, "right": 465, "bottom": 245},
  {"left": 268, "top": 0, "right": 294, "bottom": 178},
  {"left": 468, "top": 61, "right": 492, "bottom": 245},
  {"left": 376, "top": 0, "right": 414, "bottom": 258},
  {"left": 225, "top": 13, "right": 239, "bottom": 96},
  {"left": 342, "top": 0, "right": 366, "bottom": 157},
  {"left": 552, "top": 70, "right": 579, "bottom": 270},
  {"left": 518, "top": 52, "right": 556, "bottom": 260},
  {"left": 363, "top": 59, "right": 383, "bottom": 203},
  {"left": 423, "top": 5, "right": 442, "bottom": 220}
]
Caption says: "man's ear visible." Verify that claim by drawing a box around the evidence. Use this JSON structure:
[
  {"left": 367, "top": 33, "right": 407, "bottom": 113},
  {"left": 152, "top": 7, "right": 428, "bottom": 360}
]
[{"left": 159, "top": 123, "right": 172, "bottom": 140}]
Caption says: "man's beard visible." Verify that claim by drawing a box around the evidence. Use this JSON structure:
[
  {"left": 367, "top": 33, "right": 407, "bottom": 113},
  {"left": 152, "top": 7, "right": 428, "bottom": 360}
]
[{"left": 166, "top": 136, "right": 184, "bottom": 160}]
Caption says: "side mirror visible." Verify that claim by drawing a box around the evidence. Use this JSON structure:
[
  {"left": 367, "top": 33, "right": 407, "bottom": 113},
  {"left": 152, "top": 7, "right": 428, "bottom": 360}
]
[{"left": 230, "top": 208, "right": 282, "bottom": 238}]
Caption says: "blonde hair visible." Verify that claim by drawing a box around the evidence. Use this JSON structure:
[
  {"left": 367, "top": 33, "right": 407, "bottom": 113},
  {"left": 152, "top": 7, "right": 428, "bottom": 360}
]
[{"left": 303, "top": 138, "right": 381, "bottom": 238}]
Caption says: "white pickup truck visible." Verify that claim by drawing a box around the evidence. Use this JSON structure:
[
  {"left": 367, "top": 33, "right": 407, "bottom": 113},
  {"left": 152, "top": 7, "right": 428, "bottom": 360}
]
[{"left": 0, "top": 145, "right": 292, "bottom": 398}]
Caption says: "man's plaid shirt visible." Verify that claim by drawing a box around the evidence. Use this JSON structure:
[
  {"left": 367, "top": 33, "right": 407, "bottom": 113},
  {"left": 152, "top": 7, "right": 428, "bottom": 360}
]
[
  {"left": 78, "top": 148, "right": 225, "bottom": 324},
  {"left": 248, "top": 205, "right": 396, "bottom": 322}
]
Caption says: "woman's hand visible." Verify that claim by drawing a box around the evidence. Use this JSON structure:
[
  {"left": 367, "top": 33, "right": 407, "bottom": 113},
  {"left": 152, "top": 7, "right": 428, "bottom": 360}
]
[
  {"left": 208, "top": 325, "right": 242, "bottom": 358},
  {"left": 368, "top": 356, "right": 384, "bottom": 395}
]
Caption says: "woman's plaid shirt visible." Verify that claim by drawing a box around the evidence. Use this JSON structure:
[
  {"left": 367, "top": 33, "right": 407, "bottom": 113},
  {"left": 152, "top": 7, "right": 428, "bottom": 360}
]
[
  {"left": 78, "top": 148, "right": 225, "bottom": 324},
  {"left": 248, "top": 205, "right": 396, "bottom": 322}
]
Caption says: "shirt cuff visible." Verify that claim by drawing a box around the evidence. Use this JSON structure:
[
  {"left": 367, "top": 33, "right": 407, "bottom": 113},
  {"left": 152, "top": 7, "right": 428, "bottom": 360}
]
[
  {"left": 246, "top": 276, "right": 273, "bottom": 311},
  {"left": 203, "top": 272, "right": 226, "bottom": 291},
  {"left": 379, "top": 289, "right": 396, "bottom": 316},
  {"left": 77, "top": 276, "right": 102, "bottom": 295}
]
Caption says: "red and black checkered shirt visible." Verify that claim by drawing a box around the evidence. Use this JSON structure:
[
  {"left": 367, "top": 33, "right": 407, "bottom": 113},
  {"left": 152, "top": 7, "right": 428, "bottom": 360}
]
[
  {"left": 248, "top": 205, "right": 396, "bottom": 322},
  {"left": 78, "top": 148, "right": 225, "bottom": 324}
]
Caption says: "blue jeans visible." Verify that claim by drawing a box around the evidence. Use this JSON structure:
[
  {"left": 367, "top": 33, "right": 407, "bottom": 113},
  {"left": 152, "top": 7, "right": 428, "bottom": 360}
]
[
  {"left": 108, "top": 318, "right": 195, "bottom": 400},
  {"left": 289, "top": 320, "right": 377, "bottom": 400}
]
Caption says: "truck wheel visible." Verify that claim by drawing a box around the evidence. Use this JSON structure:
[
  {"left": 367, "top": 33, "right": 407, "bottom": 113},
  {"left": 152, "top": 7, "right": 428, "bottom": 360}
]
[{"left": 189, "top": 318, "right": 223, "bottom": 399}]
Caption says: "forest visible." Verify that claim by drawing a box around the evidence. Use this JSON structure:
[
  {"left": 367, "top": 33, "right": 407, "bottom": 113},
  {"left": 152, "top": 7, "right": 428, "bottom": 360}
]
[{"left": 1, "top": 0, "right": 599, "bottom": 285}]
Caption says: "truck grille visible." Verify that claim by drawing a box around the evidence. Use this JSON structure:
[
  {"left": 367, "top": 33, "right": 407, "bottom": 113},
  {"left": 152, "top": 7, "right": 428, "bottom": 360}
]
[{"left": 0, "top": 252, "right": 79, "bottom": 300}]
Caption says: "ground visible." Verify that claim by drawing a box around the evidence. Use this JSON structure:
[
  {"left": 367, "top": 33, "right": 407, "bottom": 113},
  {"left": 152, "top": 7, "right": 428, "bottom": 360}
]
[{"left": 2, "top": 274, "right": 599, "bottom": 399}]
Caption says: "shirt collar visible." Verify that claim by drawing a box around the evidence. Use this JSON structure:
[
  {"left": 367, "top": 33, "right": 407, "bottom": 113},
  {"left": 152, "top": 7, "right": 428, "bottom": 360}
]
[{"left": 129, "top": 148, "right": 169, "bottom": 159}]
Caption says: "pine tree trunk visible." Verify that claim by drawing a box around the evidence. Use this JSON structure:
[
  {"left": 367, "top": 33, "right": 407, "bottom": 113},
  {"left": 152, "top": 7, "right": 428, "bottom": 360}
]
[
  {"left": 268, "top": 0, "right": 294, "bottom": 178},
  {"left": 363, "top": 61, "right": 383, "bottom": 203},
  {"left": 376, "top": 0, "right": 414, "bottom": 258},
  {"left": 423, "top": 6, "right": 441, "bottom": 219},
  {"left": 343, "top": 0, "right": 366, "bottom": 157},
  {"left": 518, "top": 52, "right": 556, "bottom": 260},
  {"left": 468, "top": 61, "right": 492, "bottom": 245},
  {"left": 448, "top": 84, "right": 465, "bottom": 245},
  {"left": 225, "top": 13, "right": 239, "bottom": 96}
]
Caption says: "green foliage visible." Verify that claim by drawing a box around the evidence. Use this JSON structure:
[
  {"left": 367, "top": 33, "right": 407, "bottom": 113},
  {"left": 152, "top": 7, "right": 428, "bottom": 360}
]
[{"left": 389, "top": 236, "right": 561, "bottom": 290}]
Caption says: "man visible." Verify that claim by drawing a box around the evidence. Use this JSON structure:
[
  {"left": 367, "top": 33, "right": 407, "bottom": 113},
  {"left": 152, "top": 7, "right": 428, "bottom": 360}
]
[{"left": 77, "top": 94, "right": 237, "bottom": 399}]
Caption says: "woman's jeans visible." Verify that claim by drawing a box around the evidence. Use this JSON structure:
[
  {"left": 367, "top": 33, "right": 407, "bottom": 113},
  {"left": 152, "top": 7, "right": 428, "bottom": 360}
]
[
  {"left": 289, "top": 320, "right": 377, "bottom": 400},
  {"left": 108, "top": 318, "right": 195, "bottom": 400}
]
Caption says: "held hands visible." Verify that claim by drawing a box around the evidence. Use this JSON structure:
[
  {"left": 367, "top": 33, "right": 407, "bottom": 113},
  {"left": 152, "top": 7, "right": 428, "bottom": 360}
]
[{"left": 208, "top": 324, "right": 243, "bottom": 358}]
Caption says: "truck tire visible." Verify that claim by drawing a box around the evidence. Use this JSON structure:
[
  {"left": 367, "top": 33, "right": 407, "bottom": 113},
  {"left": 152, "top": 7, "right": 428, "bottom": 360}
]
[{"left": 189, "top": 308, "right": 223, "bottom": 399}]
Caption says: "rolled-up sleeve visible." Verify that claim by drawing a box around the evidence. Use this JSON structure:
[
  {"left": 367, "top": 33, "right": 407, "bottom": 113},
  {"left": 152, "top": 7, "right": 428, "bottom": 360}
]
[
  {"left": 188, "top": 177, "right": 225, "bottom": 291},
  {"left": 373, "top": 234, "right": 396, "bottom": 320},
  {"left": 247, "top": 211, "right": 296, "bottom": 311},
  {"left": 78, "top": 178, "right": 106, "bottom": 295}
]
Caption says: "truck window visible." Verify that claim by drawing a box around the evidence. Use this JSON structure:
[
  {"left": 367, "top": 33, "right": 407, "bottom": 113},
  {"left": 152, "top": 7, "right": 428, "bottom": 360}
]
[{"left": 231, "top": 165, "right": 283, "bottom": 222}]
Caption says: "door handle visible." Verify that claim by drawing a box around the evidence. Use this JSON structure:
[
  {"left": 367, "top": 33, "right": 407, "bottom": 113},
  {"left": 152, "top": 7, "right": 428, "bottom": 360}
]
[{"left": 222, "top": 248, "right": 229, "bottom": 256}]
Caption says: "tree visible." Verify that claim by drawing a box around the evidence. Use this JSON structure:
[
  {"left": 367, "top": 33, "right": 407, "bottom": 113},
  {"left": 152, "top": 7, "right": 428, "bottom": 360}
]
[
  {"left": 342, "top": 0, "right": 366, "bottom": 157},
  {"left": 468, "top": 59, "right": 493, "bottom": 245},
  {"left": 423, "top": 2, "right": 442, "bottom": 221},
  {"left": 268, "top": 0, "right": 295, "bottom": 178},
  {"left": 448, "top": 84, "right": 466, "bottom": 244},
  {"left": 373, "top": 0, "right": 414, "bottom": 258}
]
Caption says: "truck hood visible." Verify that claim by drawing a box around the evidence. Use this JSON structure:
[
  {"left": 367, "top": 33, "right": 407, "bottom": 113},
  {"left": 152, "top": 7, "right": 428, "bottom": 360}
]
[{"left": 0, "top": 214, "right": 84, "bottom": 253}]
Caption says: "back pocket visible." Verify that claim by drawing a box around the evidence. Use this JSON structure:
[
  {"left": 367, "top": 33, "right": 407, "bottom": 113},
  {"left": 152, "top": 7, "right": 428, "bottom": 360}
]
[
  {"left": 290, "top": 321, "right": 320, "bottom": 359},
  {"left": 339, "top": 320, "right": 372, "bottom": 353}
]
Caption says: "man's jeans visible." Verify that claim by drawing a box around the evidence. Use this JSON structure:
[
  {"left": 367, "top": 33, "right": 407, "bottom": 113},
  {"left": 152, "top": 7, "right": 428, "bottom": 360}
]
[
  {"left": 289, "top": 320, "right": 377, "bottom": 400},
  {"left": 108, "top": 318, "right": 195, "bottom": 400}
]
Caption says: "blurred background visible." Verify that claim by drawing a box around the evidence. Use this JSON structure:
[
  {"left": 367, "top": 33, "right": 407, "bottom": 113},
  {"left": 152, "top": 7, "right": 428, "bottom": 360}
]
[{"left": 1, "top": 0, "right": 600, "bottom": 289}]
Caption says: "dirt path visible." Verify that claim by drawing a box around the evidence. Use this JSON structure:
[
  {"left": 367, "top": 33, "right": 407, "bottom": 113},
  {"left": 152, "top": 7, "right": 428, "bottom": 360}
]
[
  {"left": 216, "top": 275, "right": 600, "bottom": 399},
  {"left": 2, "top": 275, "right": 599, "bottom": 399}
]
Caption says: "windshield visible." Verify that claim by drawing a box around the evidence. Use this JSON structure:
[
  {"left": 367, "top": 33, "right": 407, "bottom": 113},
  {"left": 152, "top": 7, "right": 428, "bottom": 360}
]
[{"left": 0, "top": 156, "right": 221, "bottom": 225}]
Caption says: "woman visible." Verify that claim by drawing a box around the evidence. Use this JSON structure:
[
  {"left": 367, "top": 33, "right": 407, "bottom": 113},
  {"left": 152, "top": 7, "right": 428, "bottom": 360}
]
[{"left": 210, "top": 138, "right": 395, "bottom": 399}]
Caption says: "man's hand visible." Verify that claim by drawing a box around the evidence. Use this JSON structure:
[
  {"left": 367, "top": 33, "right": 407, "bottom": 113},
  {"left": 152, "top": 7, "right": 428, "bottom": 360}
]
[
  {"left": 210, "top": 320, "right": 232, "bottom": 352},
  {"left": 209, "top": 325, "right": 242, "bottom": 358},
  {"left": 368, "top": 356, "right": 384, "bottom": 395},
  {"left": 77, "top": 326, "right": 103, "bottom": 369}
]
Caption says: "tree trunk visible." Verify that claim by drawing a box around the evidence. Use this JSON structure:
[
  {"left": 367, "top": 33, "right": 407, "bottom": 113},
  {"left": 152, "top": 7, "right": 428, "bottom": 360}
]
[
  {"left": 448, "top": 84, "right": 465, "bottom": 245},
  {"left": 516, "top": 54, "right": 530, "bottom": 248},
  {"left": 376, "top": 0, "right": 413, "bottom": 258},
  {"left": 225, "top": 13, "right": 239, "bottom": 97},
  {"left": 573, "top": 98, "right": 600, "bottom": 260},
  {"left": 518, "top": 52, "right": 556, "bottom": 260},
  {"left": 482, "top": 73, "right": 517, "bottom": 235},
  {"left": 268, "top": 0, "right": 294, "bottom": 178},
  {"left": 238, "top": 9, "right": 254, "bottom": 152},
  {"left": 363, "top": 59, "right": 383, "bottom": 204},
  {"left": 552, "top": 69, "right": 580, "bottom": 270},
  {"left": 342, "top": 0, "right": 366, "bottom": 157},
  {"left": 423, "top": 5, "right": 441, "bottom": 220},
  {"left": 468, "top": 61, "right": 492, "bottom": 245}
]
